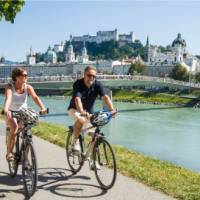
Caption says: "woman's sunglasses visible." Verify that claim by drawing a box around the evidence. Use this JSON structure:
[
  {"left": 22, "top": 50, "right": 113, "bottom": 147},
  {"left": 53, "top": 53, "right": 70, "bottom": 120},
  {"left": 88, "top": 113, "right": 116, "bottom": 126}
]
[{"left": 20, "top": 73, "right": 28, "bottom": 77}]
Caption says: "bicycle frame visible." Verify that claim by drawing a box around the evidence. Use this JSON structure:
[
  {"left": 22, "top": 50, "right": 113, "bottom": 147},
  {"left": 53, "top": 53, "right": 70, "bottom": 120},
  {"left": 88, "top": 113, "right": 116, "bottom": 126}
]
[
  {"left": 12, "top": 125, "right": 33, "bottom": 163},
  {"left": 78, "top": 127, "right": 105, "bottom": 162}
]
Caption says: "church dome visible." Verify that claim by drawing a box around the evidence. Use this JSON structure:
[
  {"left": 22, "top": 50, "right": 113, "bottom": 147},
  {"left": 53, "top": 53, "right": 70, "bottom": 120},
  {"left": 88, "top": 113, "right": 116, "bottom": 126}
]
[
  {"left": 172, "top": 33, "right": 186, "bottom": 48},
  {"left": 46, "top": 46, "right": 57, "bottom": 58},
  {"left": 0, "top": 56, "right": 5, "bottom": 63}
]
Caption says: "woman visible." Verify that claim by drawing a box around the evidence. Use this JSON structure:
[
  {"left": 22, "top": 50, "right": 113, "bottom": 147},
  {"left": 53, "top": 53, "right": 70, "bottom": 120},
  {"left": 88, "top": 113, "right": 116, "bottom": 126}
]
[{"left": 4, "top": 67, "right": 47, "bottom": 161}]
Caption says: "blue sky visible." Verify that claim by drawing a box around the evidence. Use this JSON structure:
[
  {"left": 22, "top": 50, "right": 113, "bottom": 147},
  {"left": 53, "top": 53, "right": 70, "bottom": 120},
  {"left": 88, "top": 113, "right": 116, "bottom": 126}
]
[{"left": 0, "top": 1, "right": 200, "bottom": 61}]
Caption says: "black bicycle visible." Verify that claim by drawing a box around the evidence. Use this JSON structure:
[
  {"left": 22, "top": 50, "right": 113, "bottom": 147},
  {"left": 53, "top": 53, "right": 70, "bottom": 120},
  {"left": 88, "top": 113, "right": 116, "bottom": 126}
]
[
  {"left": 66, "top": 110, "right": 117, "bottom": 190},
  {"left": 6, "top": 108, "right": 48, "bottom": 197}
]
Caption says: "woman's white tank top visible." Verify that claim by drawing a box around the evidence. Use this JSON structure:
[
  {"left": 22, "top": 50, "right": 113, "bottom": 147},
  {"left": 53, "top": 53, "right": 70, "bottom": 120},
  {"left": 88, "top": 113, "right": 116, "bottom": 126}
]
[{"left": 9, "top": 83, "right": 28, "bottom": 111}]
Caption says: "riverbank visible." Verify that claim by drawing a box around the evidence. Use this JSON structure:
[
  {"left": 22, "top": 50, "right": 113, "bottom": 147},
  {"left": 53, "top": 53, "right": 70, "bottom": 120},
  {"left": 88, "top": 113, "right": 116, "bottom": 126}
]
[
  {"left": 112, "top": 89, "right": 194, "bottom": 106},
  {"left": 63, "top": 89, "right": 196, "bottom": 106},
  {"left": 32, "top": 121, "right": 200, "bottom": 200}
]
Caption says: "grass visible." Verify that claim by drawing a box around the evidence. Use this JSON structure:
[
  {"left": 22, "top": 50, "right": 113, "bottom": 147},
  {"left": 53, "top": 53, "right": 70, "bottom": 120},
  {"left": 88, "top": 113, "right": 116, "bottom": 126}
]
[
  {"left": 112, "top": 90, "right": 192, "bottom": 105},
  {"left": 32, "top": 121, "right": 67, "bottom": 148},
  {"left": 32, "top": 121, "right": 200, "bottom": 200}
]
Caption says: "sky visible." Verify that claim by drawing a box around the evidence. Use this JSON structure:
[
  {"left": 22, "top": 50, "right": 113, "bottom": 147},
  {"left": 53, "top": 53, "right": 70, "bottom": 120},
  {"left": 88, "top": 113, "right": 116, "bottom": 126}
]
[{"left": 1, "top": 0, "right": 200, "bottom": 62}]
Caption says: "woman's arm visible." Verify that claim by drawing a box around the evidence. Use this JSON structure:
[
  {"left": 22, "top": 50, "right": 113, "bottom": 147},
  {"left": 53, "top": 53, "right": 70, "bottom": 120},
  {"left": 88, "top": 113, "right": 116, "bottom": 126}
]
[
  {"left": 4, "top": 84, "right": 12, "bottom": 113},
  {"left": 27, "top": 85, "right": 46, "bottom": 112}
]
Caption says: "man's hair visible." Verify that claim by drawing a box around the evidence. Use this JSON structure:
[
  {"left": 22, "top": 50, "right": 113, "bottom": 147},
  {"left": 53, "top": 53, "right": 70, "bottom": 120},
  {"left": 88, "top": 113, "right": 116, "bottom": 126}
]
[
  {"left": 11, "top": 67, "right": 26, "bottom": 81},
  {"left": 84, "top": 65, "right": 97, "bottom": 74}
]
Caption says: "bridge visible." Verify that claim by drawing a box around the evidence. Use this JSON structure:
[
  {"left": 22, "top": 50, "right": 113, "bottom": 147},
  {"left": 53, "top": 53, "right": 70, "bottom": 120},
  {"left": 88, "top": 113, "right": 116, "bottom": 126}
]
[{"left": 0, "top": 75, "right": 200, "bottom": 94}]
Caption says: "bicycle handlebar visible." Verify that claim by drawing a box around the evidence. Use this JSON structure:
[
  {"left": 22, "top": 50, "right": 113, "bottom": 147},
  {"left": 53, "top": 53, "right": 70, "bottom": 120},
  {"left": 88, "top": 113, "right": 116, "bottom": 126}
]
[{"left": 39, "top": 108, "right": 49, "bottom": 116}]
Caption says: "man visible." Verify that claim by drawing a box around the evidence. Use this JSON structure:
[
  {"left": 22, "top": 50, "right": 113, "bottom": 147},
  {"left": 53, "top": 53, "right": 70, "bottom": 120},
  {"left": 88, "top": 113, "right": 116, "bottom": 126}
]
[{"left": 68, "top": 66, "right": 116, "bottom": 168}]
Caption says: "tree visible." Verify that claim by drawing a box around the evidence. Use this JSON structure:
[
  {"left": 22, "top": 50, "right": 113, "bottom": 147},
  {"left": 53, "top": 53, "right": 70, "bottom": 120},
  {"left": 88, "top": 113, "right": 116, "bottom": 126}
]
[
  {"left": 170, "top": 64, "right": 189, "bottom": 81},
  {"left": 119, "top": 45, "right": 133, "bottom": 58},
  {"left": 57, "top": 52, "right": 65, "bottom": 63},
  {"left": 128, "top": 61, "right": 146, "bottom": 75},
  {"left": 195, "top": 72, "right": 200, "bottom": 83},
  {"left": 35, "top": 53, "right": 44, "bottom": 63},
  {"left": 0, "top": 0, "right": 25, "bottom": 23},
  {"left": 111, "top": 48, "right": 120, "bottom": 59}
]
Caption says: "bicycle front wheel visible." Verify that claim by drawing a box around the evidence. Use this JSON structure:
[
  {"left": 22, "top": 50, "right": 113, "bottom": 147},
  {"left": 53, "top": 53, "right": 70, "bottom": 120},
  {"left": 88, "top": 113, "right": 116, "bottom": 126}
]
[
  {"left": 7, "top": 134, "right": 19, "bottom": 177},
  {"left": 22, "top": 142, "right": 38, "bottom": 197},
  {"left": 66, "top": 132, "right": 83, "bottom": 174},
  {"left": 93, "top": 139, "right": 117, "bottom": 190}
]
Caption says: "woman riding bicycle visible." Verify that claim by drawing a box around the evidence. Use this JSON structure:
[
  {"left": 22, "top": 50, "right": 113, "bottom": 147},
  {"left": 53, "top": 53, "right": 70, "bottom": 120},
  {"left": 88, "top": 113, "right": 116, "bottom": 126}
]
[{"left": 3, "top": 67, "right": 47, "bottom": 161}]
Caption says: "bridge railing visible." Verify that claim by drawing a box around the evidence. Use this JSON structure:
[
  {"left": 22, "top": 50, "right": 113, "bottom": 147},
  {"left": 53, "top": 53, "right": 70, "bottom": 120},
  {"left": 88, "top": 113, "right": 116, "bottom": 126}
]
[{"left": 1, "top": 75, "right": 200, "bottom": 88}]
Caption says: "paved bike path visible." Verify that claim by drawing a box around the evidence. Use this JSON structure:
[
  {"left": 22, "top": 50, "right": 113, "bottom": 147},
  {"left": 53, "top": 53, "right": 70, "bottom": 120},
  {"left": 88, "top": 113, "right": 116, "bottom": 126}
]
[{"left": 0, "top": 120, "right": 175, "bottom": 200}]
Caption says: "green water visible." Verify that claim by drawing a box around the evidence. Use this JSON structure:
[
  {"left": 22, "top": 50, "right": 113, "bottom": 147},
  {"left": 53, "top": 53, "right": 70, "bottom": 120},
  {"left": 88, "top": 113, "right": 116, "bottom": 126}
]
[{"left": 1, "top": 94, "right": 200, "bottom": 172}]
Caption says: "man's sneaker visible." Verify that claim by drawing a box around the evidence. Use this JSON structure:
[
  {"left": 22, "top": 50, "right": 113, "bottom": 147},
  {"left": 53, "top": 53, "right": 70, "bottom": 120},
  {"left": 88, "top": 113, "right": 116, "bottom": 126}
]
[
  {"left": 72, "top": 140, "right": 81, "bottom": 152},
  {"left": 90, "top": 160, "right": 101, "bottom": 170}
]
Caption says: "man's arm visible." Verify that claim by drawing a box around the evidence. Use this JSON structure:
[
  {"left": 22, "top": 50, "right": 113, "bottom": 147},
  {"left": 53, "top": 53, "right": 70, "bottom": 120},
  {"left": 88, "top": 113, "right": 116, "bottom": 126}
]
[
  {"left": 74, "top": 97, "right": 90, "bottom": 118},
  {"left": 101, "top": 95, "right": 114, "bottom": 111}
]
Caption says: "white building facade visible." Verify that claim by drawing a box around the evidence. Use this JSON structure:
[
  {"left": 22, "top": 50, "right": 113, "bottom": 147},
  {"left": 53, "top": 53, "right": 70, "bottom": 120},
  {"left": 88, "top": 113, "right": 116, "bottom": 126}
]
[
  {"left": 144, "top": 33, "right": 200, "bottom": 76},
  {"left": 96, "top": 60, "right": 131, "bottom": 74}
]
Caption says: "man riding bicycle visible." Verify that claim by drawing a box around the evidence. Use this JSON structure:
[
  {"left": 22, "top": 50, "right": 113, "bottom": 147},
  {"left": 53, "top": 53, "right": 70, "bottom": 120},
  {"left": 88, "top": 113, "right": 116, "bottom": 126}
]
[
  {"left": 67, "top": 65, "right": 116, "bottom": 169},
  {"left": 3, "top": 67, "right": 47, "bottom": 161}
]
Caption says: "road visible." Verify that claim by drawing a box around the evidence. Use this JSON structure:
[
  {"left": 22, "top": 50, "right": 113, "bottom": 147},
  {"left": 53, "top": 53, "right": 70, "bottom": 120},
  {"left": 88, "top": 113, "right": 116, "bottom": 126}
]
[{"left": 0, "top": 120, "right": 175, "bottom": 200}]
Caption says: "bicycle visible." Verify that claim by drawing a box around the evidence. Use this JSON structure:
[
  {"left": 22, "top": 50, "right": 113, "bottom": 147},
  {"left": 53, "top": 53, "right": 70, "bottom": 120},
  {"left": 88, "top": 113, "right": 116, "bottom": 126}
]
[
  {"left": 66, "top": 110, "right": 117, "bottom": 190},
  {"left": 6, "top": 107, "right": 48, "bottom": 197}
]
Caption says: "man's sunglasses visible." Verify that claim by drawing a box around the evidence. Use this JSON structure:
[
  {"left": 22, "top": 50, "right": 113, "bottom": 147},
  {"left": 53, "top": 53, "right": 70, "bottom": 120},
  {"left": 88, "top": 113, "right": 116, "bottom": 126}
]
[{"left": 87, "top": 74, "right": 96, "bottom": 79}]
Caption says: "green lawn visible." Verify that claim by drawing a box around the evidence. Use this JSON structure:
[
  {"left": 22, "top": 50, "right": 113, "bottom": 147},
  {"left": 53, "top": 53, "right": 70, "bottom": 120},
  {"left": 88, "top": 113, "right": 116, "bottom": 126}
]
[{"left": 112, "top": 90, "right": 191, "bottom": 105}]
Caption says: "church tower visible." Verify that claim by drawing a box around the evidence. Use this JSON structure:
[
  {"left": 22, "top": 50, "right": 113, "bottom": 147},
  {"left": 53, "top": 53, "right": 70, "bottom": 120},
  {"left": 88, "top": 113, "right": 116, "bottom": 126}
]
[
  {"left": 65, "top": 43, "right": 76, "bottom": 63},
  {"left": 143, "top": 35, "right": 150, "bottom": 63},
  {"left": 27, "top": 47, "right": 36, "bottom": 65}
]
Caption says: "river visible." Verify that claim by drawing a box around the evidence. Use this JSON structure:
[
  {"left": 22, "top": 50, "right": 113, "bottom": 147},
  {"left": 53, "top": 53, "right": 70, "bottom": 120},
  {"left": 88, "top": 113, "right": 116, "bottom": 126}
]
[{"left": 1, "top": 94, "right": 200, "bottom": 172}]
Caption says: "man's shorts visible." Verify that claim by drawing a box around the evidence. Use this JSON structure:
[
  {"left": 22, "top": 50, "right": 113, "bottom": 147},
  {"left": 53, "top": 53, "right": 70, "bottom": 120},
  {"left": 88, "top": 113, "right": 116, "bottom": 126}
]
[{"left": 68, "top": 108, "right": 95, "bottom": 134}]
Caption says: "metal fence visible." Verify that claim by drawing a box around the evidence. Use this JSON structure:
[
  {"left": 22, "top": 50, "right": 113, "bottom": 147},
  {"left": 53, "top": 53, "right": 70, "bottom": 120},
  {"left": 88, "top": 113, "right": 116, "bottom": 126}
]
[{"left": 1, "top": 75, "right": 200, "bottom": 89}]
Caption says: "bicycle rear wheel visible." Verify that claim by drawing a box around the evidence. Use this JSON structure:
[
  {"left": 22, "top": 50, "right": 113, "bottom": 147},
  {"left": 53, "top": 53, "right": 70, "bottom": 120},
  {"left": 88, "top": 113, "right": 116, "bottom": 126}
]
[
  {"left": 93, "top": 139, "right": 117, "bottom": 190},
  {"left": 66, "top": 132, "right": 83, "bottom": 174},
  {"left": 22, "top": 142, "right": 38, "bottom": 197}
]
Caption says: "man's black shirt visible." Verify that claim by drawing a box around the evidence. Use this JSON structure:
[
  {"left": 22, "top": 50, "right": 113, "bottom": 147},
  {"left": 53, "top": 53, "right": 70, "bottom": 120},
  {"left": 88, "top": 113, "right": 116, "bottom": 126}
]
[{"left": 68, "top": 78, "right": 106, "bottom": 113}]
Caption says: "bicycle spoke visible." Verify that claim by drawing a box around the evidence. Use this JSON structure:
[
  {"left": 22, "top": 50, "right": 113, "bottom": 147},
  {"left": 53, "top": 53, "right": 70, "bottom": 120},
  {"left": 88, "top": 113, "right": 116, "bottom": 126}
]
[
  {"left": 66, "top": 132, "right": 83, "bottom": 173},
  {"left": 93, "top": 139, "right": 117, "bottom": 190},
  {"left": 22, "top": 143, "right": 37, "bottom": 197}
]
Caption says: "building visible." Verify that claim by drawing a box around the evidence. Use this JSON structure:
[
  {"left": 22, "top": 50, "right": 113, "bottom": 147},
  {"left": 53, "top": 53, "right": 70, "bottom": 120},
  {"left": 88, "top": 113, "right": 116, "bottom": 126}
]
[
  {"left": 143, "top": 33, "right": 200, "bottom": 77},
  {"left": 54, "top": 42, "right": 64, "bottom": 53},
  {"left": 65, "top": 44, "right": 76, "bottom": 64},
  {"left": 76, "top": 42, "right": 89, "bottom": 63},
  {"left": 96, "top": 59, "right": 131, "bottom": 74},
  {"left": 71, "top": 29, "right": 135, "bottom": 44},
  {"left": 118, "top": 32, "right": 135, "bottom": 43},
  {"left": 27, "top": 47, "right": 36, "bottom": 65},
  {"left": 44, "top": 46, "right": 57, "bottom": 64},
  {"left": 0, "top": 56, "right": 5, "bottom": 64}
]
